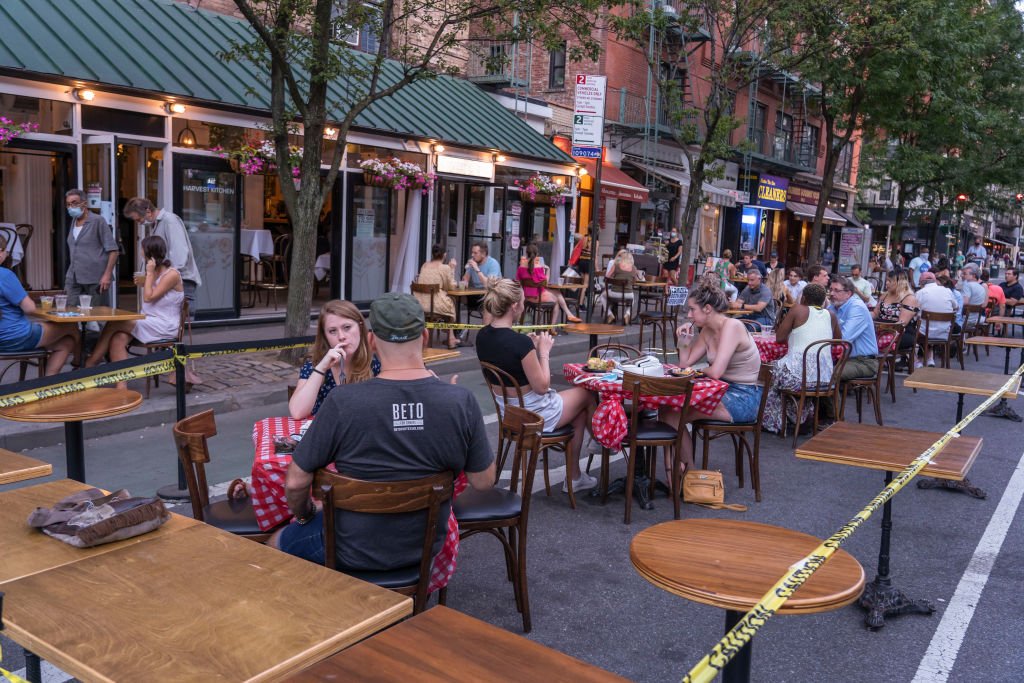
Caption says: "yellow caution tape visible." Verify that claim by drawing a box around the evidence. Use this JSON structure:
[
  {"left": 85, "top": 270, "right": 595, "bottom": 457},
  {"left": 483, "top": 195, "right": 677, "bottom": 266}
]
[
  {"left": 683, "top": 363, "right": 1024, "bottom": 683},
  {"left": 0, "top": 645, "right": 31, "bottom": 683},
  {"left": 425, "top": 322, "right": 567, "bottom": 331},
  {"left": 0, "top": 357, "right": 177, "bottom": 409},
  {"left": 178, "top": 341, "right": 312, "bottom": 360}
]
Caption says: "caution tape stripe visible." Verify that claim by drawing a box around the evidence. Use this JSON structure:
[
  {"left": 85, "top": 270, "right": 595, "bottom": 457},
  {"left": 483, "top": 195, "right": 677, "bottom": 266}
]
[
  {"left": 425, "top": 322, "right": 566, "bottom": 331},
  {"left": 0, "top": 358, "right": 177, "bottom": 408},
  {"left": 0, "top": 644, "right": 29, "bottom": 683},
  {"left": 683, "top": 362, "right": 1024, "bottom": 683}
]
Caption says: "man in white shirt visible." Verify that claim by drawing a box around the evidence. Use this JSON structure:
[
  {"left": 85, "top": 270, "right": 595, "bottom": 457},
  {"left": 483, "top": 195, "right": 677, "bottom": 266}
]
[
  {"left": 957, "top": 263, "right": 988, "bottom": 330},
  {"left": 915, "top": 271, "right": 958, "bottom": 366},
  {"left": 908, "top": 249, "right": 931, "bottom": 288},
  {"left": 849, "top": 264, "right": 874, "bottom": 304}
]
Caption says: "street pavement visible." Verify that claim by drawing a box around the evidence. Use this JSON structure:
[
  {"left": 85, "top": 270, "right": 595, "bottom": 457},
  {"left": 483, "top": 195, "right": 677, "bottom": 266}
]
[{"left": 1, "top": 326, "right": 1023, "bottom": 682}]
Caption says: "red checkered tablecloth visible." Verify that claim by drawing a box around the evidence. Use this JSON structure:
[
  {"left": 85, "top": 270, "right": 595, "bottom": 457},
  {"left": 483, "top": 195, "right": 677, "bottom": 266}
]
[
  {"left": 251, "top": 416, "right": 466, "bottom": 592},
  {"left": 752, "top": 332, "right": 897, "bottom": 365},
  {"left": 563, "top": 364, "right": 729, "bottom": 450}
]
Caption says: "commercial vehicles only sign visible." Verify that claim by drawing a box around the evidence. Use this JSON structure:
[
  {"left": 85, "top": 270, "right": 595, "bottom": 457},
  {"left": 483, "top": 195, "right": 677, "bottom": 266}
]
[{"left": 572, "top": 74, "right": 607, "bottom": 159}]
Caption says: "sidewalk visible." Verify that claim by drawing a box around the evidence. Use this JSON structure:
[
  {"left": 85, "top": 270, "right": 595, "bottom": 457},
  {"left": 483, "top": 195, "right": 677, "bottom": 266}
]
[{"left": 0, "top": 319, "right": 641, "bottom": 451}]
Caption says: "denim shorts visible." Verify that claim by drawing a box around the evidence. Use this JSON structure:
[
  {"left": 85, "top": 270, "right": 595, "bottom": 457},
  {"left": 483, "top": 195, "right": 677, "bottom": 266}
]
[
  {"left": 0, "top": 323, "right": 42, "bottom": 353},
  {"left": 721, "top": 382, "right": 762, "bottom": 423},
  {"left": 278, "top": 510, "right": 326, "bottom": 564}
]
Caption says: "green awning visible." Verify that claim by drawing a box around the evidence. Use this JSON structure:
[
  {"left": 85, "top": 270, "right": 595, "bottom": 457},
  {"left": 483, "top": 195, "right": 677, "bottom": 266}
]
[{"left": 0, "top": 0, "right": 573, "bottom": 165}]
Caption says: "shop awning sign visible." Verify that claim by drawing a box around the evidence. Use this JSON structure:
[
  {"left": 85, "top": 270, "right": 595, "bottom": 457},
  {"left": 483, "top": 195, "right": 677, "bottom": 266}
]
[
  {"left": 756, "top": 174, "right": 788, "bottom": 210},
  {"left": 572, "top": 75, "right": 606, "bottom": 159}
]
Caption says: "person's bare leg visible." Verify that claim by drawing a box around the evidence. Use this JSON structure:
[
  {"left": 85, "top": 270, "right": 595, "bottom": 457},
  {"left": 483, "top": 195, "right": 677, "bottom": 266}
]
[
  {"left": 557, "top": 387, "right": 594, "bottom": 481},
  {"left": 85, "top": 321, "right": 133, "bottom": 366},
  {"left": 108, "top": 331, "right": 133, "bottom": 363},
  {"left": 37, "top": 325, "right": 76, "bottom": 375}
]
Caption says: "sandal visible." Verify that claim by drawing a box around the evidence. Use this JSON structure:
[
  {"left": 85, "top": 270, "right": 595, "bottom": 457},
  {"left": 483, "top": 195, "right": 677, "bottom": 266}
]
[
  {"left": 227, "top": 478, "right": 250, "bottom": 501},
  {"left": 567, "top": 315, "right": 582, "bottom": 324}
]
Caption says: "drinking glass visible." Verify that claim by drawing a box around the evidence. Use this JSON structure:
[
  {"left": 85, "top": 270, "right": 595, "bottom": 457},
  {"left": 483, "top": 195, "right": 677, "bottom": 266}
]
[
  {"left": 39, "top": 296, "right": 54, "bottom": 310},
  {"left": 79, "top": 294, "right": 92, "bottom": 311},
  {"left": 55, "top": 295, "right": 68, "bottom": 311}
]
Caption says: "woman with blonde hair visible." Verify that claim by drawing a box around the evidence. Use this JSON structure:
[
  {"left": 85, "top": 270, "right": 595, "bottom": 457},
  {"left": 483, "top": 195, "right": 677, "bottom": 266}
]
[
  {"left": 766, "top": 268, "right": 793, "bottom": 319},
  {"left": 289, "top": 299, "right": 378, "bottom": 418},
  {"left": 604, "top": 249, "right": 639, "bottom": 324},
  {"left": 475, "top": 277, "right": 597, "bottom": 493}
]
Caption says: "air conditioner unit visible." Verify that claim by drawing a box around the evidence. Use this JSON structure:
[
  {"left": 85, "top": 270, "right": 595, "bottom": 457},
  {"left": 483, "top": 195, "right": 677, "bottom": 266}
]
[{"left": 663, "top": 5, "right": 678, "bottom": 17}]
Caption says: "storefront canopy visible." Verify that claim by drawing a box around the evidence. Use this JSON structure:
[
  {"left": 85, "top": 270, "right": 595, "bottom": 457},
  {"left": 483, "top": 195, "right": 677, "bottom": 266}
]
[
  {"left": 627, "top": 162, "right": 736, "bottom": 208},
  {"left": 786, "top": 201, "right": 847, "bottom": 226},
  {"left": 578, "top": 159, "right": 649, "bottom": 202},
  {"left": 0, "top": 0, "right": 574, "bottom": 165}
]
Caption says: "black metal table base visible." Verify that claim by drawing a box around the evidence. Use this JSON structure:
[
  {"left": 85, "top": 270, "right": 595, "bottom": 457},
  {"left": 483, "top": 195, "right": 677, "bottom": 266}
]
[
  {"left": 722, "top": 610, "right": 753, "bottom": 683},
  {"left": 859, "top": 577, "right": 935, "bottom": 630},
  {"left": 917, "top": 477, "right": 987, "bottom": 499},
  {"left": 985, "top": 399, "right": 1022, "bottom": 422},
  {"left": 25, "top": 651, "right": 42, "bottom": 683},
  {"left": 64, "top": 421, "right": 85, "bottom": 483},
  {"left": 589, "top": 475, "right": 671, "bottom": 509}
]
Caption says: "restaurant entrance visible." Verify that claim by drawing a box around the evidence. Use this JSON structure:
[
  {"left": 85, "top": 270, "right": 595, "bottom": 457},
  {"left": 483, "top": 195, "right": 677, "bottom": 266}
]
[{"left": 435, "top": 181, "right": 507, "bottom": 279}]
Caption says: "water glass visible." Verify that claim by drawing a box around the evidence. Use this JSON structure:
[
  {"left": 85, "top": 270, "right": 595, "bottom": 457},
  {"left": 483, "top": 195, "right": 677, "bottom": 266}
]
[
  {"left": 79, "top": 294, "right": 92, "bottom": 311},
  {"left": 39, "top": 296, "right": 53, "bottom": 310},
  {"left": 458, "top": 281, "right": 467, "bottom": 290},
  {"left": 55, "top": 295, "right": 68, "bottom": 311}
]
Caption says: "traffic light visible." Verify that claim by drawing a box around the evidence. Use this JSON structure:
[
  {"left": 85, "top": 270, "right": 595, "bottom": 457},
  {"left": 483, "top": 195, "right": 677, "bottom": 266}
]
[
  {"left": 1016, "top": 193, "right": 1023, "bottom": 206},
  {"left": 956, "top": 193, "right": 969, "bottom": 202}
]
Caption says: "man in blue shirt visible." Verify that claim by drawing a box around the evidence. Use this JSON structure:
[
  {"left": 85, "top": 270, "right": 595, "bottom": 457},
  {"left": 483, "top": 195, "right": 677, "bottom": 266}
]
[
  {"left": 462, "top": 242, "right": 502, "bottom": 288},
  {"left": 828, "top": 275, "right": 878, "bottom": 380},
  {"left": 741, "top": 251, "right": 767, "bottom": 278}
]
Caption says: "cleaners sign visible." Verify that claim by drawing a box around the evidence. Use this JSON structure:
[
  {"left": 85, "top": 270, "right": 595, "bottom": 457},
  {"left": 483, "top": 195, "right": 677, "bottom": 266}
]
[{"left": 756, "top": 174, "right": 789, "bottom": 210}]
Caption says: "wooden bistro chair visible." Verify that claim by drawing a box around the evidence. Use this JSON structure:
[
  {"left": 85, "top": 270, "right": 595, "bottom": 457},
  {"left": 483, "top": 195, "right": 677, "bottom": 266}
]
[
  {"left": 317, "top": 469, "right": 453, "bottom": 616},
  {"left": 256, "top": 233, "right": 291, "bottom": 310},
  {"left": 128, "top": 300, "right": 190, "bottom": 398},
  {"left": 453, "top": 406, "right": 543, "bottom": 632},
  {"left": 519, "top": 279, "right": 555, "bottom": 326},
  {"left": 638, "top": 289, "right": 679, "bottom": 362},
  {"left": 956, "top": 303, "right": 985, "bottom": 369},
  {"left": 918, "top": 311, "right": 956, "bottom": 369},
  {"left": 840, "top": 325, "right": 900, "bottom": 426},
  {"left": 604, "top": 277, "right": 635, "bottom": 325},
  {"left": 599, "top": 371, "right": 694, "bottom": 524},
  {"left": 479, "top": 362, "right": 581, "bottom": 508},
  {"left": 779, "top": 339, "right": 851, "bottom": 447},
  {"left": 173, "top": 409, "right": 274, "bottom": 541},
  {"left": 691, "top": 364, "right": 772, "bottom": 503},
  {"left": 411, "top": 283, "right": 448, "bottom": 348},
  {"left": 561, "top": 274, "right": 583, "bottom": 318},
  {"left": 876, "top": 322, "right": 907, "bottom": 403}
]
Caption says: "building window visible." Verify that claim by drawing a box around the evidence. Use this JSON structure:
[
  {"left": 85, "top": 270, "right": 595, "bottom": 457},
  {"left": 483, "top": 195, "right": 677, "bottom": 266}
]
[
  {"left": 748, "top": 103, "right": 767, "bottom": 155},
  {"left": 799, "top": 124, "right": 820, "bottom": 169},
  {"left": 548, "top": 43, "right": 566, "bottom": 89},
  {"left": 772, "top": 111, "right": 794, "bottom": 163},
  {"left": 879, "top": 179, "right": 893, "bottom": 203}
]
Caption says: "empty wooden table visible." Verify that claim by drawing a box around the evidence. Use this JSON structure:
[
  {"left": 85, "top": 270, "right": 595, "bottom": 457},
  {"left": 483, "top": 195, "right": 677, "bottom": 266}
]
[
  {"left": 565, "top": 322, "right": 625, "bottom": 351},
  {"left": 0, "top": 523, "right": 411, "bottom": 683},
  {"left": 0, "top": 387, "right": 142, "bottom": 482},
  {"left": 0, "top": 449, "right": 52, "bottom": 485},
  {"left": 796, "top": 422, "right": 982, "bottom": 629},
  {"left": 31, "top": 306, "right": 145, "bottom": 366},
  {"left": 0, "top": 479, "right": 198, "bottom": 585},
  {"left": 423, "top": 347, "right": 460, "bottom": 364},
  {"left": 631, "top": 519, "right": 864, "bottom": 683},
  {"left": 964, "top": 336, "right": 1024, "bottom": 422},
  {"left": 288, "top": 605, "right": 627, "bottom": 682}
]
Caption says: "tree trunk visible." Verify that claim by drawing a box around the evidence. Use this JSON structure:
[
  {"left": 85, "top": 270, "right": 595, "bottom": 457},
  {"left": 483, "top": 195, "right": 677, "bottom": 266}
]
[
  {"left": 678, "top": 162, "right": 705, "bottom": 285},
  {"left": 807, "top": 138, "right": 845, "bottom": 267}
]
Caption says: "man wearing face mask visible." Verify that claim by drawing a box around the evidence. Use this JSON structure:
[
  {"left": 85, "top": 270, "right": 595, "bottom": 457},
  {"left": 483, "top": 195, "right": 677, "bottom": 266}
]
[
  {"left": 663, "top": 229, "right": 683, "bottom": 284},
  {"left": 123, "top": 197, "right": 201, "bottom": 315},
  {"left": 64, "top": 188, "right": 119, "bottom": 307}
]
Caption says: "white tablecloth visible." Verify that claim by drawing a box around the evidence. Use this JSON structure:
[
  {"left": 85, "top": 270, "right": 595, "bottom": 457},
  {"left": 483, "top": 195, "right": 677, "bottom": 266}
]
[
  {"left": 240, "top": 229, "right": 275, "bottom": 260},
  {"left": 314, "top": 253, "right": 331, "bottom": 280},
  {"left": 0, "top": 224, "right": 25, "bottom": 267}
]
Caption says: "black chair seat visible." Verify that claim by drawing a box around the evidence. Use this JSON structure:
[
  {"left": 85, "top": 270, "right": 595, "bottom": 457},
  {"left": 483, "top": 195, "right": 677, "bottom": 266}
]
[
  {"left": 694, "top": 419, "right": 755, "bottom": 428},
  {"left": 202, "top": 499, "right": 262, "bottom": 535},
  {"left": 0, "top": 349, "right": 47, "bottom": 359},
  {"left": 632, "top": 419, "right": 677, "bottom": 440},
  {"left": 454, "top": 488, "right": 522, "bottom": 522},
  {"left": 345, "top": 564, "right": 421, "bottom": 589},
  {"left": 542, "top": 424, "right": 574, "bottom": 439}
]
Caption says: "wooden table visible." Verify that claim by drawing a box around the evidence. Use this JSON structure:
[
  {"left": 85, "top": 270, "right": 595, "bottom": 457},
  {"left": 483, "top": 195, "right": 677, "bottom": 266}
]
[
  {"left": 904, "top": 367, "right": 1017, "bottom": 499},
  {"left": 796, "top": 422, "right": 982, "bottom": 629},
  {"left": 964, "top": 336, "right": 1024, "bottom": 422},
  {"left": 0, "top": 449, "right": 52, "bottom": 485},
  {"left": 986, "top": 314, "right": 1024, "bottom": 339},
  {"left": 0, "top": 388, "right": 142, "bottom": 482},
  {"left": 564, "top": 322, "right": 625, "bottom": 352},
  {"left": 0, "top": 523, "right": 411, "bottom": 683},
  {"left": 0, "top": 479, "right": 198, "bottom": 585},
  {"left": 288, "top": 605, "right": 628, "bottom": 682},
  {"left": 446, "top": 287, "right": 485, "bottom": 323},
  {"left": 631, "top": 519, "right": 864, "bottom": 683},
  {"left": 423, "top": 347, "right": 460, "bottom": 364},
  {"left": 31, "top": 306, "right": 145, "bottom": 366}
]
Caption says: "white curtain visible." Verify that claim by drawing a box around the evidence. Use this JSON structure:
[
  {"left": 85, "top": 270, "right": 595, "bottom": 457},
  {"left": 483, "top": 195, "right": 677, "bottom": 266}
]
[
  {"left": 551, "top": 206, "right": 566, "bottom": 278},
  {"left": 2, "top": 153, "right": 54, "bottom": 289},
  {"left": 389, "top": 191, "right": 422, "bottom": 293}
]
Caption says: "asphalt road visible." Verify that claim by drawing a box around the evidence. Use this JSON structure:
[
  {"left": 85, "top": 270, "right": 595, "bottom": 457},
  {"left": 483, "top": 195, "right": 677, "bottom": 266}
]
[{"left": 2, "top": 337, "right": 1023, "bottom": 682}]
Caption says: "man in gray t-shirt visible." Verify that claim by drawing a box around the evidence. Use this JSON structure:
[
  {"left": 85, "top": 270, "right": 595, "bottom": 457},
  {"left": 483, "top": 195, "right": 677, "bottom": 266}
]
[
  {"left": 272, "top": 293, "right": 495, "bottom": 571},
  {"left": 731, "top": 269, "right": 776, "bottom": 326}
]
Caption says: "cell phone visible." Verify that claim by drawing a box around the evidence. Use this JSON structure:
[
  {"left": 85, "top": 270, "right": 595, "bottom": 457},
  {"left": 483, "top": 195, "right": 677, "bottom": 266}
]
[{"left": 273, "top": 435, "right": 297, "bottom": 454}]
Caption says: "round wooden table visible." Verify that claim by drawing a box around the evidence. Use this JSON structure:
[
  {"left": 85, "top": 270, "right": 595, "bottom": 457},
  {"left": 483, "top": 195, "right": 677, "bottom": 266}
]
[
  {"left": 631, "top": 519, "right": 864, "bottom": 683},
  {"left": 0, "top": 388, "right": 142, "bottom": 483},
  {"left": 564, "top": 323, "right": 625, "bottom": 352}
]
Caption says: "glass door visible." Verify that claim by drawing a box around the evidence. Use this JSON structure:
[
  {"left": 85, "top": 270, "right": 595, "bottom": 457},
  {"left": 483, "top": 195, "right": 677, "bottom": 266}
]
[
  {"left": 81, "top": 134, "right": 121, "bottom": 308},
  {"left": 173, "top": 154, "right": 240, "bottom": 320},
  {"left": 346, "top": 177, "right": 393, "bottom": 306}
]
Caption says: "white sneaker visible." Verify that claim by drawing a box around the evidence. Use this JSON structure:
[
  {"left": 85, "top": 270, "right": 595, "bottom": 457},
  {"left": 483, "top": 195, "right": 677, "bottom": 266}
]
[
  {"left": 563, "top": 472, "right": 598, "bottom": 493},
  {"left": 914, "top": 361, "right": 924, "bottom": 369},
  {"left": 927, "top": 359, "right": 936, "bottom": 367}
]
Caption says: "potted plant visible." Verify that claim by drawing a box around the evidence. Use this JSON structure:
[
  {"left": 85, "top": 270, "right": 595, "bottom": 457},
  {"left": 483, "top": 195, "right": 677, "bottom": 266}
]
[
  {"left": 0, "top": 117, "right": 38, "bottom": 146},
  {"left": 514, "top": 173, "right": 571, "bottom": 205},
  {"left": 359, "top": 157, "right": 395, "bottom": 187},
  {"left": 390, "top": 159, "right": 436, "bottom": 194}
]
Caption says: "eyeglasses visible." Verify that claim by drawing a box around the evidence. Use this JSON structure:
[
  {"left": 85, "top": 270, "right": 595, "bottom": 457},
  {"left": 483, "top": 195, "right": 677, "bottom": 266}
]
[
  {"left": 829, "top": 287, "right": 846, "bottom": 294},
  {"left": 65, "top": 200, "right": 85, "bottom": 208}
]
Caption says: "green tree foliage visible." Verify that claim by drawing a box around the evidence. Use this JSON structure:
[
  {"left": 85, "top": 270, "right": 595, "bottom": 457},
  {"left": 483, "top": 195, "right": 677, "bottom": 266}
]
[{"left": 226, "top": 0, "right": 606, "bottom": 344}]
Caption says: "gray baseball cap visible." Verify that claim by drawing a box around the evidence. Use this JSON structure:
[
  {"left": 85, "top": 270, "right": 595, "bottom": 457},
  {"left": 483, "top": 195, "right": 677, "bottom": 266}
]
[{"left": 369, "top": 292, "right": 425, "bottom": 343}]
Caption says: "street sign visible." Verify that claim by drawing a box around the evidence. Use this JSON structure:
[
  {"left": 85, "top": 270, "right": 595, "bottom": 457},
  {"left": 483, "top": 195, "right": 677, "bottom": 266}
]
[{"left": 572, "top": 74, "right": 606, "bottom": 159}]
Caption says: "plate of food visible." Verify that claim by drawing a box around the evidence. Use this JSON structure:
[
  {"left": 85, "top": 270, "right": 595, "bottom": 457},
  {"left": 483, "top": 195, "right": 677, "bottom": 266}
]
[
  {"left": 585, "top": 357, "right": 618, "bottom": 372},
  {"left": 669, "top": 366, "right": 704, "bottom": 378}
]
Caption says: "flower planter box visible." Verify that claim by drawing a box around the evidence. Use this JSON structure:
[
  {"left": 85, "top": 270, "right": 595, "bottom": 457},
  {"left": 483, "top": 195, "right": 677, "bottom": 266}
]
[{"left": 363, "top": 172, "right": 393, "bottom": 188}]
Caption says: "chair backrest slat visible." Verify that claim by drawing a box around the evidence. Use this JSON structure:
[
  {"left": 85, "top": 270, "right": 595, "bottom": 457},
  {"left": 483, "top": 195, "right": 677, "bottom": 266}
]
[{"left": 172, "top": 409, "right": 218, "bottom": 518}]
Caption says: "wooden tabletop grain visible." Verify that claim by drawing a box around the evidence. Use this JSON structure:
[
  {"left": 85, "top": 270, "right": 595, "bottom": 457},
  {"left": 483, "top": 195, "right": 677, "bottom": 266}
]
[
  {"left": 446, "top": 288, "right": 486, "bottom": 297},
  {"left": 795, "top": 422, "right": 982, "bottom": 481},
  {"left": 630, "top": 519, "right": 865, "bottom": 614},
  {"left": 0, "top": 449, "right": 52, "bottom": 485},
  {"left": 31, "top": 306, "right": 145, "bottom": 323},
  {"left": 1, "top": 523, "right": 411, "bottom": 682},
  {"left": 546, "top": 282, "right": 585, "bottom": 291},
  {"left": 564, "top": 323, "right": 625, "bottom": 336},
  {"left": 0, "top": 387, "right": 142, "bottom": 423},
  {"left": 904, "top": 367, "right": 1020, "bottom": 398},
  {"left": 965, "top": 335, "right": 1024, "bottom": 349},
  {"left": 287, "top": 606, "right": 629, "bottom": 682},
  {"left": 985, "top": 316, "right": 1024, "bottom": 326},
  {"left": 423, "top": 347, "right": 461, "bottom": 364},
  {"left": 0, "top": 479, "right": 198, "bottom": 585}
]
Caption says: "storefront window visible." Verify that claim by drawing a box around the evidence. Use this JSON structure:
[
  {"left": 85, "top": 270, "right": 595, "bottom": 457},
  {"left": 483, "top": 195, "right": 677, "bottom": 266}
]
[
  {"left": 0, "top": 94, "right": 73, "bottom": 135},
  {"left": 699, "top": 203, "right": 721, "bottom": 258},
  {"left": 178, "top": 166, "right": 239, "bottom": 316},
  {"left": 348, "top": 181, "right": 396, "bottom": 304}
]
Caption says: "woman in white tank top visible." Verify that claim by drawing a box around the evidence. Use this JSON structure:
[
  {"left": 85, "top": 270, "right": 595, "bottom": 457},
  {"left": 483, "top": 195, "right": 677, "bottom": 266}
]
[{"left": 763, "top": 283, "right": 841, "bottom": 433}]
